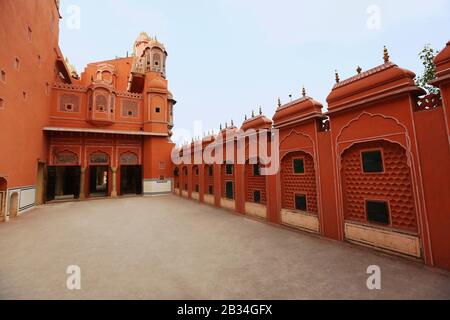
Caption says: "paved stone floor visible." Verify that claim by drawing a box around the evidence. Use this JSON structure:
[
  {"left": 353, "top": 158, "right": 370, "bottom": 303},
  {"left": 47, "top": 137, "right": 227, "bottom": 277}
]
[{"left": 0, "top": 195, "right": 449, "bottom": 300}]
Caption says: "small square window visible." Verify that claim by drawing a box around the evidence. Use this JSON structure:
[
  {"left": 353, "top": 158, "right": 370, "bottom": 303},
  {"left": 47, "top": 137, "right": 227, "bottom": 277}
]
[
  {"left": 195, "top": 168, "right": 199, "bottom": 175},
  {"left": 295, "top": 194, "right": 307, "bottom": 211},
  {"left": 22, "top": 91, "right": 27, "bottom": 100},
  {"left": 254, "top": 190, "right": 261, "bottom": 203},
  {"left": 155, "top": 107, "right": 161, "bottom": 113},
  {"left": 293, "top": 158, "right": 305, "bottom": 174},
  {"left": 366, "top": 200, "right": 389, "bottom": 225},
  {"left": 195, "top": 185, "right": 199, "bottom": 193},
  {"left": 65, "top": 103, "right": 73, "bottom": 111},
  {"left": 1, "top": 70, "right": 6, "bottom": 83},
  {"left": 253, "top": 164, "right": 261, "bottom": 176},
  {"left": 362, "top": 150, "right": 384, "bottom": 173},
  {"left": 226, "top": 181, "right": 234, "bottom": 199},
  {"left": 226, "top": 164, "right": 233, "bottom": 175},
  {"left": 128, "top": 110, "right": 133, "bottom": 116},
  {"left": 209, "top": 185, "right": 214, "bottom": 195}
]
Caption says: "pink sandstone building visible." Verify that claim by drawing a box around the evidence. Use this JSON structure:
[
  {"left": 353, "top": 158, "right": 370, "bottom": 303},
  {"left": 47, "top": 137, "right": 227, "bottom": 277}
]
[{"left": 1, "top": 0, "right": 450, "bottom": 271}]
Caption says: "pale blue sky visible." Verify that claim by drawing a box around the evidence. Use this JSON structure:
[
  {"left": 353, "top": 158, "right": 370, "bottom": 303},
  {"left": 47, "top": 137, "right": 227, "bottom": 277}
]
[{"left": 59, "top": 0, "right": 450, "bottom": 144}]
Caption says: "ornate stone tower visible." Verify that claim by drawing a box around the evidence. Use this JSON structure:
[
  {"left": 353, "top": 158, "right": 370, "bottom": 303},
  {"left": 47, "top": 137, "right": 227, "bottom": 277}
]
[{"left": 129, "top": 32, "right": 176, "bottom": 194}]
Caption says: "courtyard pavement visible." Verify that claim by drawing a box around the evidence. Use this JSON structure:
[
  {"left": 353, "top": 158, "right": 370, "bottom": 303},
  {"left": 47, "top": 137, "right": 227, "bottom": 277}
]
[{"left": 0, "top": 195, "right": 449, "bottom": 300}]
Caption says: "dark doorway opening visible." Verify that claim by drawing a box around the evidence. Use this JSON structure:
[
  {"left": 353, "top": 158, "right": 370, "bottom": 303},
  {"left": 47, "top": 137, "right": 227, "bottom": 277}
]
[
  {"left": 120, "top": 165, "right": 142, "bottom": 195},
  {"left": 89, "top": 166, "right": 109, "bottom": 197},
  {"left": 46, "top": 166, "right": 81, "bottom": 201}
]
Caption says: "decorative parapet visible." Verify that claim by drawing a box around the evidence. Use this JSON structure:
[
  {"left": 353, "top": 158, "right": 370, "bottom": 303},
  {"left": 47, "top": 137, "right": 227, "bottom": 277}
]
[
  {"left": 333, "top": 62, "right": 395, "bottom": 89},
  {"left": 116, "top": 91, "right": 144, "bottom": 99},
  {"left": 415, "top": 93, "right": 442, "bottom": 112},
  {"left": 53, "top": 82, "right": 87, "bottom": 92}
]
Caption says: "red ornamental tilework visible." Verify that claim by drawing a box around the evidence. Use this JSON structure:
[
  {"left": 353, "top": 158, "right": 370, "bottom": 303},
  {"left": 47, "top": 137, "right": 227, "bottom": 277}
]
[
  {"left": 281, "top": 151, "right": 318, "bottom": 214},
  {"left": 341, "top": 141, "right": 418, "bottom": 232},
  {"left": 192, "top": 166, "right": 200, "bottom": 191},
  {"left": 246, "top": 164, "right": 267, "bottom": 204},
  {"left": 204, "top": 165, "right": 214, "bottom": 194},
  {"left": 221, "top": 164, "right": 235, "bottom": 198}
]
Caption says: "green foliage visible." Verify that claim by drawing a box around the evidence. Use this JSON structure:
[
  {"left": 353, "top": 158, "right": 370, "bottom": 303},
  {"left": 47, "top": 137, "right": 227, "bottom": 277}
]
[{"left": 416, "top": 44, "right": 439, "bottom": 94}]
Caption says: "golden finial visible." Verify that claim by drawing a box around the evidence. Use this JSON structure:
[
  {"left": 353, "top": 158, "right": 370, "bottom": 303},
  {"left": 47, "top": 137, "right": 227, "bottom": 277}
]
[
  {"left": 231, "top": 119, "right": 234, "bottom": 127},
  {"left": 383, "top": 46, "right": 390, "bottom": 63},
  {"left": 252, "top": 110, "right": 255, "bottom": 117},
  {"left": 335, "top": 70, "right": 340, "bottom": 84},
  {"left": 357, "top": 66, "right": 362, "bottom": 74},
  {"left": 302, "top": 86, "right": 306, "bottom": 97},
  {"left": 245, "top": 114, "right": 248, "bottom": 121},
  {"left": 220, "top": 124, "right": 222, "bottom": 130},
  {"left": 259, "top": 106, "right": 262, "bottom": 115},
  {"left": 225, "top": 122, "right": 228, "bottom": 129},
  {"left": 278, "top": 98, "right": 282, "bottom": 107}
]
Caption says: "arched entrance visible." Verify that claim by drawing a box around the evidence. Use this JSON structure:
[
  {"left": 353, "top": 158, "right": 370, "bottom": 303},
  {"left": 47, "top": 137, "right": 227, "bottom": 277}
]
[
  {"left": 9, "top": 192, "right": 19, "bottom": 219},
  {"left": 0, "top": 177, "right": 7, "bottom": 221},
  {"left": 119, "top": 152, "right": 142, "bottom": 195},
  {"left": 46, "top": 150, "right": 81, "bottom": 201},
  {"left": 280, "top": 151, "right": 319, "bottom": 233},
  {"left": 88, "top": 152, "right": 110, "bottom": 197},
  {"left": 340, "top": 140, "right": 420, "bottom": 257}
]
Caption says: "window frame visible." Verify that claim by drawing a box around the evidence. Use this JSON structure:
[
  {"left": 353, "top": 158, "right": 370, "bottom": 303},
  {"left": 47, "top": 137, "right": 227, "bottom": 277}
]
[
  {"left": 294, "top": 193, "right": 308, "bottom": 212},
  {"left": 253, "top": 190, "right": 261, "bottom": 204},
  {"left": 225, "top": 163, "right": 233, "bottom": 175},
  {"left": 360, "top": 148, "right": 385, "bottom": 174},
  {"left": 252, "top": 163, "right": 261, "bottom": 176},
  {"left": 225, "top": 181, "right": 234, "bottom": 199},
  {"left": 365, "top": 199, "right": 391, "bottom": 226},
  {"left": 1, "top": 70, "right": 6, "bottom": 83},
  {"left": 14, "top": 57, "right": 20, "bottom": 71},
  {"left": 292, "top": 157, "right": 306, "bottom": 175}
]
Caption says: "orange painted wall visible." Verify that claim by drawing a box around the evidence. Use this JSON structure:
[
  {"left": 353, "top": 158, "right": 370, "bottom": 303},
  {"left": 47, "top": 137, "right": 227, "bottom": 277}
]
[
  {"left": 413, "top": 106, "right": 450, "bottom": 270},
  {"left": 0, "top": 0, "right": 60, "bottom": 188}
]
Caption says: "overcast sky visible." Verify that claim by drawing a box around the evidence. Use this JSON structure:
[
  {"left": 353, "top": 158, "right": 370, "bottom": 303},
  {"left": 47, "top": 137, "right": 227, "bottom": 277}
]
[{"left": 59, "top": 0, "right": 450, "bottom": 144}]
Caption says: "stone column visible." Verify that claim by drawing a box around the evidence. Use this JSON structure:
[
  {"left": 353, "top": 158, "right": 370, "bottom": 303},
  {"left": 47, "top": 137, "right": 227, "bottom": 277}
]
[
  {"left": 79, "top": 167, "right": 86, "bottom": 200},
  {"left": 111, "top": 167, "right": 118, "bottom": 197}
]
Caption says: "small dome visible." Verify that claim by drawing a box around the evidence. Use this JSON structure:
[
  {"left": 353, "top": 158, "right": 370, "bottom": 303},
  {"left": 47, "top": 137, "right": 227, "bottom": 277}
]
[{"left": 136, "top": 32, "right": 150, "bottom": 43}]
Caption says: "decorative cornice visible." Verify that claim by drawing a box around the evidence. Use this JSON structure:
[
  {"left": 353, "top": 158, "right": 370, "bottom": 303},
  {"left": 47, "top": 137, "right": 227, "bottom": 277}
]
[
  {"left": 333, "top": 62, "right": 395, "bottom": 89},
  {"left": 116, "top": 91, "right": 144, "bottom": 99},
  {"left": 53, "top": 82, "right": 87, "bottom": 92}
]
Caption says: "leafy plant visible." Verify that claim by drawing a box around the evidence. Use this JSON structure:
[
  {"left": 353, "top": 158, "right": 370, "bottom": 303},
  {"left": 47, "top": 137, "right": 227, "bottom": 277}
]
[{"left": 416, "top": 44, "right": 439, "bottom": 94}]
